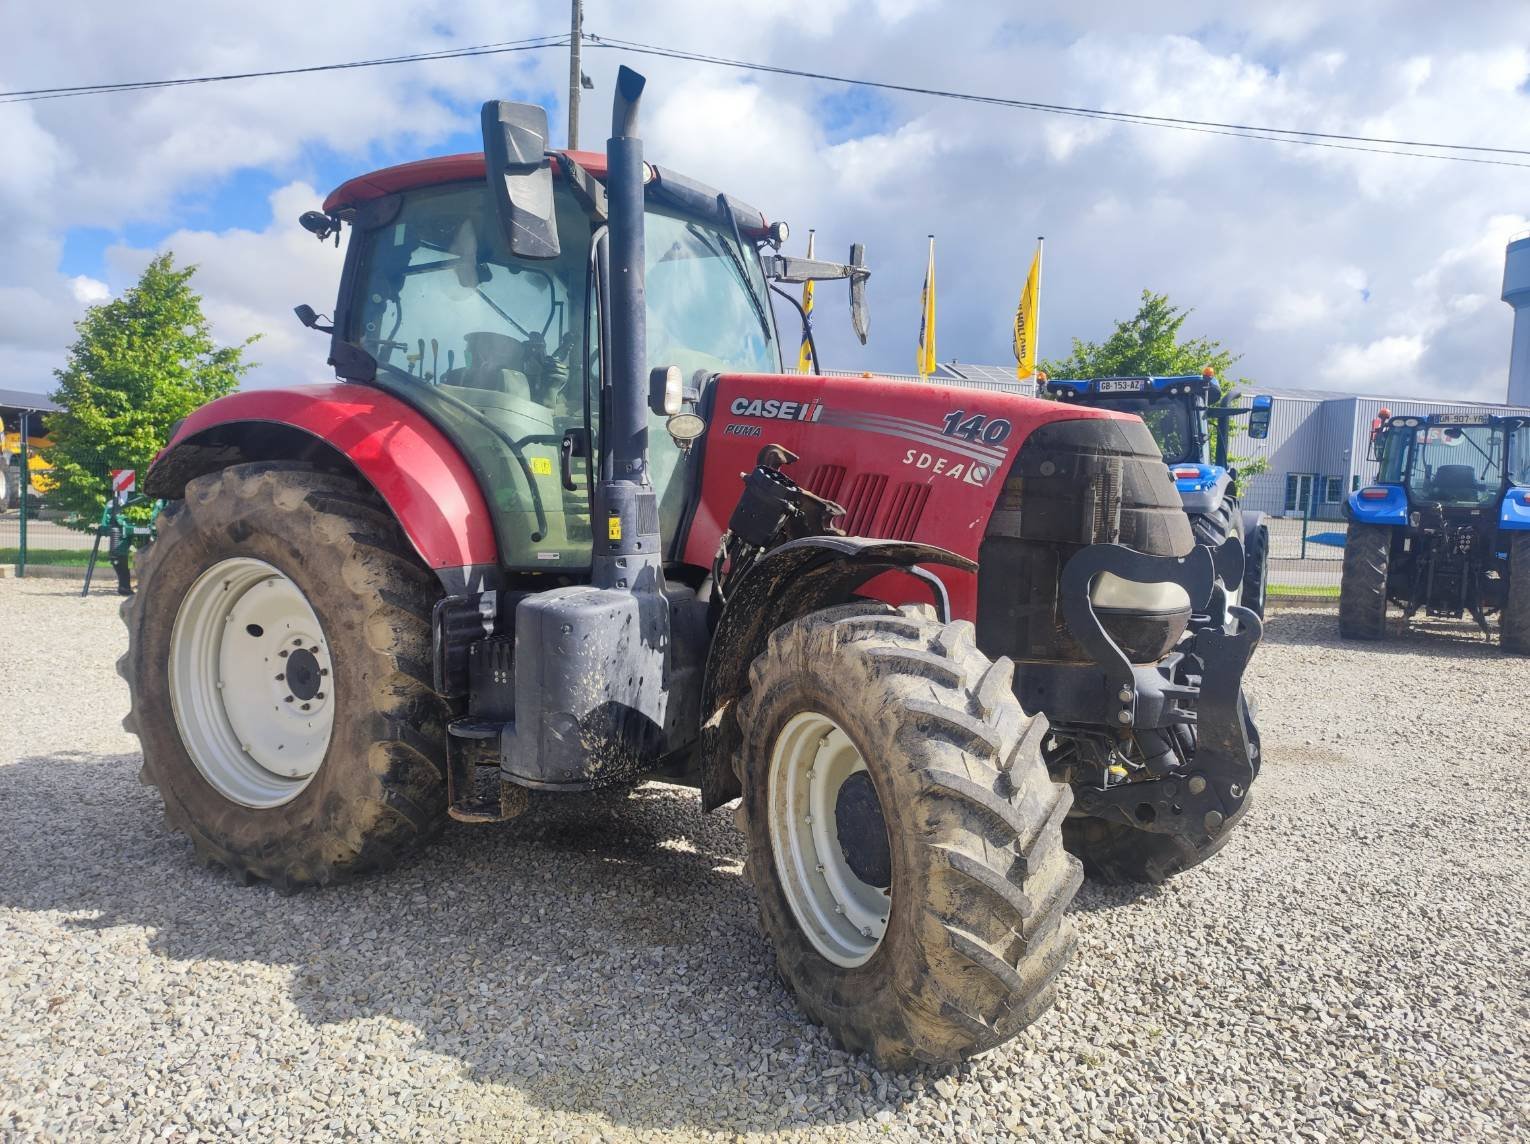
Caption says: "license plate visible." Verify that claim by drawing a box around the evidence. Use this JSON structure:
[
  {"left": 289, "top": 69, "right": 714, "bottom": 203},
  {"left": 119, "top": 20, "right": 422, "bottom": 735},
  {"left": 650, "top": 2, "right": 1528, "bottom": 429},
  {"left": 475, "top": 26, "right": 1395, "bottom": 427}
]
[
  {"left": 1096, "top": 378, "right": 1144, "bottom": 393},
  {"left": 1436, "top": 413, "right": 1491, "bottom": 425}
]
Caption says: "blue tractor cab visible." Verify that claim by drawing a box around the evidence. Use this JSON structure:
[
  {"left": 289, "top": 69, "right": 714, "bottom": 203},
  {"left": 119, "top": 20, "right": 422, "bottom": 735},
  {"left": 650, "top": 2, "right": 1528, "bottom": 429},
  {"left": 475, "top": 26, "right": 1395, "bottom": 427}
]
[
  {"left": 1046, "top": 370, "right": 1274, "bottom": 617},
  {"left": 1342, "top": 411, "right": 1529, "bottom": 649}
]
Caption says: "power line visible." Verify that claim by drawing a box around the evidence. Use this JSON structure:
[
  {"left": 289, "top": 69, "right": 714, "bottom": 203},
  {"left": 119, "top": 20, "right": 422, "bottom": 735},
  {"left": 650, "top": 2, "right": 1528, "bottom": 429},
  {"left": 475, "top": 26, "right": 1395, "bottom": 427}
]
[
  {"left": 0, "top": 35, "right": 568, "bottom": 104},
  {"left": 585, "top": 35, "right": 1530, "bottom": 169}
]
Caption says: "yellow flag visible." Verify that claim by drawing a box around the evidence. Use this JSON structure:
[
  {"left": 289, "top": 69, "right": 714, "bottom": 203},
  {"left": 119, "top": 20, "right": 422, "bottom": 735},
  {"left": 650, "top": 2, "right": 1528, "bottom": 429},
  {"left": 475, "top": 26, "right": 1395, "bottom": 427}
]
[
  {"left": 917, "top": 236, "right": 936, "bottom": 377},
  {"left": 797, "top": 230, "right": 816, "bottom": 373},
  {"left": 1014, "top": 238, "right": 1043, "bottom": 381}
]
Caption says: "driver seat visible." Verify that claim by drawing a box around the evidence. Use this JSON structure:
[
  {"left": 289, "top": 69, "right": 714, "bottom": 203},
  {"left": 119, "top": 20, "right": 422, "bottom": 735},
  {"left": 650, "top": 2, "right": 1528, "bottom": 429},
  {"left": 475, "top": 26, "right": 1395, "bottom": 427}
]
[{"left": 1430, "top": 464, "right": 1481, "bottom": 500}]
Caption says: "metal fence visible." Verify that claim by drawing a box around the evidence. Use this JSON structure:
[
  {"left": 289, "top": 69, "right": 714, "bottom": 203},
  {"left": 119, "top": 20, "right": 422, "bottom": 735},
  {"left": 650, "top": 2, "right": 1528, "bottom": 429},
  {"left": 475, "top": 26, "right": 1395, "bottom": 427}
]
[
  {"left": 1, "top": 453, "right": 125, "bottom": 592},
  {"left": 1253, "top": 490, "right": 1345, "bottom": 605}
]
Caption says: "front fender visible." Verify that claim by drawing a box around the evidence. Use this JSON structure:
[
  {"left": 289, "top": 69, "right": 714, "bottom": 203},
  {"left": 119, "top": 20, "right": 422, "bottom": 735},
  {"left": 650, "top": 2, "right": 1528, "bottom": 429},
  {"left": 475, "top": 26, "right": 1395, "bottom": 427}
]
[
  {"left": 697, "top": 536, "right": 975, "bottom": 810},
  {"left": 1501, "top": 486, "right": 1530, "bottom": 532},
  {"left": 145, "top": 383, "right": 498, "bottom": 588}
]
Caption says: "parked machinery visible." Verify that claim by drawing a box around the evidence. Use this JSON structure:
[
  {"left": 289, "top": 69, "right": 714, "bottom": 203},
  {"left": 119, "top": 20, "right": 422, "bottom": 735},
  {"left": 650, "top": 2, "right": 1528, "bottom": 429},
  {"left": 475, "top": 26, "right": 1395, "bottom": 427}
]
[
  {"left": 120, "top": 68, "right": 1263, "bottom": 1067},
  {"left": 1342, "top": 411, "right": 1529, "bottom": 650}
]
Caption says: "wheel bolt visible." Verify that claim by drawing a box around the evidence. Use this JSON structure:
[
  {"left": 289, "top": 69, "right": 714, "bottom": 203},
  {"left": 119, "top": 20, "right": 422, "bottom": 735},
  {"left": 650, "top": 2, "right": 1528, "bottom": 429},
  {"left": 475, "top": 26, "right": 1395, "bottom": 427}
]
[
  {"left": 315, "top": 692, "right": 325, "bottom": 700},
  {"left": 301, "top": 703, "right": 311, "bottom": 711},
  {"left": 320, "top": 668, "right": 329, "bottom": 677},
  {"left": 275, "top": 674, "right": 284, "bottom": 681},
  {"left": 1117, "top": 710, "right": 1132, "bottom": 724},
  {"left": 834, "top": 904, "right": 844, "bottom": 914},
  {"left": 860, "top": 926, "right": 873, "bottom": 938},
  {"left": 284, "top": 696, "right": 294, "bottom": 703},
  {"left": 279, "top": 650, "right": 289, "bottom": 659},
  {"left": 804, "top": 815, "right": 812, "bottom": 824},
  {"left": 293, "top": 638, "right": 302, "bottom": 646}
]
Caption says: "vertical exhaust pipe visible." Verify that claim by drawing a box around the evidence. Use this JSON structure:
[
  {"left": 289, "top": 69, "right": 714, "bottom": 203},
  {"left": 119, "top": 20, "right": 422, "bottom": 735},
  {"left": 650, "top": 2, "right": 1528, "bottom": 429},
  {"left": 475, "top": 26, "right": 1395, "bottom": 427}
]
[{"left": 595, "top": 64, "right": 661, "bottom": 588}]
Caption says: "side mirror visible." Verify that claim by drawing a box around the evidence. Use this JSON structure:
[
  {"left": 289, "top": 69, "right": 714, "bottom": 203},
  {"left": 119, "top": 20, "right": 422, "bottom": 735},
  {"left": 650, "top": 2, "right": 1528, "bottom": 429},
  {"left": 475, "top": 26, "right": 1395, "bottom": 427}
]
[
  {"left": 481, "top": 100, "right": 560, "bottom": 260},
  {"left": 293, "top": 304, "right": 333, "bottom": 334},
  {"left": 849, "top": 243, "right": 869, "bottom": 345},
  {"left": 1247, "top": 394, "right": 1273, "bottom": 440}
]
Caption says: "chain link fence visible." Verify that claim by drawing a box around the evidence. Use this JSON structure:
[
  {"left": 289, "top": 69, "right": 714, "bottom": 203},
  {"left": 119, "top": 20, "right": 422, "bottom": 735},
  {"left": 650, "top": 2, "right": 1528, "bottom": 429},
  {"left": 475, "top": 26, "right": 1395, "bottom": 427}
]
[{"left": 1243, "top": 484, "right": 1344, "bottom": 606}]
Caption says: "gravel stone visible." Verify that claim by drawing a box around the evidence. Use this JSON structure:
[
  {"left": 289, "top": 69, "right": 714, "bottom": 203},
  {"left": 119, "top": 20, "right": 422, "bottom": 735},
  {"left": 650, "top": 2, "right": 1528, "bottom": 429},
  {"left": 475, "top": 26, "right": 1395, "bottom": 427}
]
[{"left": 1, "top": 578, "right": 1526, "bottom": 1141}]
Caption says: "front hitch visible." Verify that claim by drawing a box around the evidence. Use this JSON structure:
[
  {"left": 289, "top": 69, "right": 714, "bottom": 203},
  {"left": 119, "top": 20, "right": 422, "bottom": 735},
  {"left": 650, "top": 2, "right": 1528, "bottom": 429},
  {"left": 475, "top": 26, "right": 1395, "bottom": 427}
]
[{"left": 1047, "top": 541, "right": 1263, "bottom": 850}]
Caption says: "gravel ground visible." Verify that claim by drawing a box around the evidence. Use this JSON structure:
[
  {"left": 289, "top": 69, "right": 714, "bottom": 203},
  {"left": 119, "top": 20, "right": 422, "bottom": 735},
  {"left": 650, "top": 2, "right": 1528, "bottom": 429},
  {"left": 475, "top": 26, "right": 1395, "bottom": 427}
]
[{"left": 1, "top": 576, "right": 1526, "bottom": 1142}]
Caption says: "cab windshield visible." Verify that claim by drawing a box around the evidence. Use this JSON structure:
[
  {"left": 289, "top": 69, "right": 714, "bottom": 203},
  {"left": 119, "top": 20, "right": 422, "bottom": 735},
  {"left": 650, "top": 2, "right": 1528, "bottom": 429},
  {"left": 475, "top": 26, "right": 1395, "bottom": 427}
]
[
  {"left": 1089, "top": 396, "right": 1195, "bottom": 464},
  {"left": 1387, "top": 424, "right": 1506, "bottom": 506},
  {"left": 345, "top": 180, "right": 780, "bottom": 567}
]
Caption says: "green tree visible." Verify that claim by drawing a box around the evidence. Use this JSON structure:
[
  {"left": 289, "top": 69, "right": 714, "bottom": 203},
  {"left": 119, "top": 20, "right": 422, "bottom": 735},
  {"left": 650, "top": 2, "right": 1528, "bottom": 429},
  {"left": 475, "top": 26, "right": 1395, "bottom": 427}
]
[
  {"left": 46, "top": 253, "right": 256, "bottom": 525},
  {"left": 1041, "top": 289, "right": 1266, "bottom": 475}
]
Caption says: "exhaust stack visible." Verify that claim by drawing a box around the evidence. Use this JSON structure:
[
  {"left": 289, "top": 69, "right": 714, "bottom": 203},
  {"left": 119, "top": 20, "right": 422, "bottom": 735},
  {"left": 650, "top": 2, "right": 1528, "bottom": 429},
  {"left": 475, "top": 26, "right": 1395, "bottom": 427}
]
[{"left": 595, "top": 65, "right": 661, "bottom": 588}]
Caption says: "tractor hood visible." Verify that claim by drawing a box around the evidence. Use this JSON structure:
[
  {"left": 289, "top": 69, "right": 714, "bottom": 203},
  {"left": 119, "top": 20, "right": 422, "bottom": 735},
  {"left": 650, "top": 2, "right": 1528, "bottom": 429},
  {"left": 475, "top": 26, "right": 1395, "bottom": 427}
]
[{"left": 681, "top": 371, "right": 1150, "bottom": 615}]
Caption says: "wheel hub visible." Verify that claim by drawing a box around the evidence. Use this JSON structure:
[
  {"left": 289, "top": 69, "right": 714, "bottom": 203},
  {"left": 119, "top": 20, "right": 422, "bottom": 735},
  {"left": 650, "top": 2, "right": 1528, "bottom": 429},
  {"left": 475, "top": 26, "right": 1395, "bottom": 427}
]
[
  {"left": 766, "top": 711, "right": 893, "bottom": 968},
  {"left": 834, "top": 771, "right": 891, "bottom": 889},
  {"left": 169, "top": 558, "right": 336, "bottom": 809}
]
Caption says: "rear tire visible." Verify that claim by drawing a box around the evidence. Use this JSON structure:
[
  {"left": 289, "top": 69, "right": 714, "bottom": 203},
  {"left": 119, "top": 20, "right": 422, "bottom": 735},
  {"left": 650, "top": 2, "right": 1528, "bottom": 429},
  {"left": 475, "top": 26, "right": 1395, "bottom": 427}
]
[
  {"left": 734, "top": 602, "right": 1080, "bottom": 1070},
  {"left": 1340, "top": 524, "right": 1391, "bottom": 640},
  {"left": 1241, "top": 524, "right": 1269, "bottom": 619},
  {"left": 119, "top": 463, "right": 448, "bottom": 889},
  {"left": 1503, "top": 533, "right": 1530, "bottom": 655}
]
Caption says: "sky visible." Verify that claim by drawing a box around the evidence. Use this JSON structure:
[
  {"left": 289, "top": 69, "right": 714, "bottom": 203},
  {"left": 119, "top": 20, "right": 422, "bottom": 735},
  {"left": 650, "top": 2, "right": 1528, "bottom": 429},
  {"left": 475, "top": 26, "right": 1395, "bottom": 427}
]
[{"left": 4, "top": 0, "right": 1530, "bottom": 402}]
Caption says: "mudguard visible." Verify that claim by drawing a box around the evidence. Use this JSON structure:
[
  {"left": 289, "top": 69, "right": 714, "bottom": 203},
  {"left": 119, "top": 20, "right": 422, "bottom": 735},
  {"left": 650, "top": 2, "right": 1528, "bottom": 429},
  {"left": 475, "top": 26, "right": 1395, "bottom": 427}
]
[
  {"left": 145, "top": 384, "right": 499, "bottom": 593},
  {"left": 1501, "top": 486, "right": 1530, "bottom": 531},
  {"left": 696, "top": 536, "right": 975, "bottom": 810},
  {"left": 1346, "top": 485, "right": 1409, "bottom": 527}
]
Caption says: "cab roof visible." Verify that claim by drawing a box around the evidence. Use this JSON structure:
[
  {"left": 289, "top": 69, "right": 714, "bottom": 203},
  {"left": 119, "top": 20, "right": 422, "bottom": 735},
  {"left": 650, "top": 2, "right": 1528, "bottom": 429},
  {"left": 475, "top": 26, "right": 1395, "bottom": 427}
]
[{"left": 322, "top": 149, "right": 771, "bottom": 237}]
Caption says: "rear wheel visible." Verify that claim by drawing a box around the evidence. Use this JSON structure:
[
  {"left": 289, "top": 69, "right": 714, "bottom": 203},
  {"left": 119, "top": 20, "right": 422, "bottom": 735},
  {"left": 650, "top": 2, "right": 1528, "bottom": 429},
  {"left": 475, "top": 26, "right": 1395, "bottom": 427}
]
[
  {"left": 734, "top": 603, "right": 1080, "bottom": 1069},
  {"left": 1503, "top": 533, "right": 1530, "bottom": 655},
  {"left": 119, "top": 463, "right": 448, "bottom": 888},
  {"left": 1340, "top": 524, "right": 1392, "bottom": 640},
  {"left": 1241, "top": 524, "right": 1269, "bottom": 619}
]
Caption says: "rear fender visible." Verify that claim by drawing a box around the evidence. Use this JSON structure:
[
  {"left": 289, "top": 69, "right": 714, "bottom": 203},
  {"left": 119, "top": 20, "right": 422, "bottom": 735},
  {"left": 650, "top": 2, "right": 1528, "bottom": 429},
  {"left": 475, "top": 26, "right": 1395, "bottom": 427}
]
[
  {"left": 144, "top": 384, "right": 500, "bottom": 593},
  {"left": 1501, "top": 486, "right": 1530, "bottom": 531},
  {"left": 697, "top": 536, "right": 975, "bottom": 810}
]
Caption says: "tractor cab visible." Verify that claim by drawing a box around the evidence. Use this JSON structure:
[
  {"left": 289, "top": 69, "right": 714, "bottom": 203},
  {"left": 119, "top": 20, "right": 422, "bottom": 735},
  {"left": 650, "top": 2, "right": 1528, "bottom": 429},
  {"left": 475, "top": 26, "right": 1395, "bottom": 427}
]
[
  {"left": 1045, "top": 370, "right": 1272, "bottom": 485},
  {"left": 298, "top": 126, "right": 865, "bottom": 576},
  {"left": 1360, "top": 412, "right": 1529, "bottom": 521}
]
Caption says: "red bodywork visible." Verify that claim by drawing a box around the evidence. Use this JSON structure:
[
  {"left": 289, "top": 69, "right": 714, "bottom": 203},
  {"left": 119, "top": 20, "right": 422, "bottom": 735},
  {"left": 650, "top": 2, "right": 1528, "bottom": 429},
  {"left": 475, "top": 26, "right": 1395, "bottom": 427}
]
[
  {"left": 685, "top": 374, "right": 1124, "bottom": 617},
  {"left": 163, "top": 384, "right": 496, "bottom": 571}
]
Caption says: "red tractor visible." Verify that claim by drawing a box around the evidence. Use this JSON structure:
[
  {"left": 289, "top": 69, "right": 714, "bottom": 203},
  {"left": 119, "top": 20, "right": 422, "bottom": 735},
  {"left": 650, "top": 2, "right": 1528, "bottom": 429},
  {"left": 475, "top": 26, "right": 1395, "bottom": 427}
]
[{"left": 120, "top": 68, "right": 1262, "bottom": 1068}]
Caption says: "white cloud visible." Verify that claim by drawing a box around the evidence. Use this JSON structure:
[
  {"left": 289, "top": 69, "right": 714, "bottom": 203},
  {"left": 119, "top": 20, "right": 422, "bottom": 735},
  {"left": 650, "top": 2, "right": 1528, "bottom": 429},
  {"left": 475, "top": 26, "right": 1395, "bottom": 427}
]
[
  {"left": 1323, "top": 335, "right": 1426, "bottom": 385},
  {"left": 4, "top": 0, "right": 1530, "bottom": 408},
  {"left": 69, "top": 276, "right": 109, "bottom": 304}
]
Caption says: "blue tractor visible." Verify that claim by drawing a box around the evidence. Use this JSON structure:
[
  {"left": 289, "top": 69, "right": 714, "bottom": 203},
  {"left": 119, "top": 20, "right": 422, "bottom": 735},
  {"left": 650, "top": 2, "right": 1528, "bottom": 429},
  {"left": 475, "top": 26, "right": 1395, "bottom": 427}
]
[
  {"left": 1341, "top": 411, "right": 1530, "bottom": 650},
  {"left": 1046, "top": 369, "right": 1274, "bottom": 618}
]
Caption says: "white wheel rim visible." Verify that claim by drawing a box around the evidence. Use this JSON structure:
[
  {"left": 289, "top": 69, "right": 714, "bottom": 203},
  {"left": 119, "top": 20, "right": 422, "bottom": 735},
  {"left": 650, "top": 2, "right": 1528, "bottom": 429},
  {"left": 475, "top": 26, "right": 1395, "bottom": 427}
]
[
  {"left": 169, "top": 557, "right": 335, "bottom": 809},
  {"left": 766, "top": 711, "right": 891, "bottom": 968}
]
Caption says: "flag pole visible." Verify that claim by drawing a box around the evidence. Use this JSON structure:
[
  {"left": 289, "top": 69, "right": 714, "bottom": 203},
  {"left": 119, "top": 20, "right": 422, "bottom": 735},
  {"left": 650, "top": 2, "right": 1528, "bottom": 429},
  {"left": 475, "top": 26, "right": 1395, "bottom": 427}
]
[{"left": 1034, "top": 236, "right": 1044, "bottom": 388}]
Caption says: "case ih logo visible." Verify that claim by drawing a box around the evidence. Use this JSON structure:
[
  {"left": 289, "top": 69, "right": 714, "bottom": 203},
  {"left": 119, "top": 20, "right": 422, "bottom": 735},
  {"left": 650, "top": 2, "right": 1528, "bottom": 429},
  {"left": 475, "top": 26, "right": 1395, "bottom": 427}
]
[{"left": 729, "top": 396, "right": 825, "bottom": 422}]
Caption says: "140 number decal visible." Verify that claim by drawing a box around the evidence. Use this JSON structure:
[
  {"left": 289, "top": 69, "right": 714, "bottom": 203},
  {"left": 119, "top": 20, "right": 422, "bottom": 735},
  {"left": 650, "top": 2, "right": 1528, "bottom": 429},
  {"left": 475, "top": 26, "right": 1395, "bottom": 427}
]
[{"left": 940, "top": 409, "right": 1011, "bottom": 445}]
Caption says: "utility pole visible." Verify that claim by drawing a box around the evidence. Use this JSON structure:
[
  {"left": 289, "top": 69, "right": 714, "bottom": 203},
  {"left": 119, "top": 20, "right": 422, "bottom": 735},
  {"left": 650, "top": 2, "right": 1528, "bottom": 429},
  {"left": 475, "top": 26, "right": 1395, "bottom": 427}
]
[{"left": 567, "top": 0, "right": 583, "bottom": 150}]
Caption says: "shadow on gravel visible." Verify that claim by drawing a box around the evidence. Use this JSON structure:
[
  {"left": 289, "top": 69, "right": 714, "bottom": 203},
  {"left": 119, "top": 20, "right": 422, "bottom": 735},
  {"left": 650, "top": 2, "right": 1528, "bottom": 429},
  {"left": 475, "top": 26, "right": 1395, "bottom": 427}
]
[
  {"left": 1260, "top": 609, "right": 1510, "bottom": 658},
  {"left": 0, "top": 752, "right": 950, "bottom": 1133}
]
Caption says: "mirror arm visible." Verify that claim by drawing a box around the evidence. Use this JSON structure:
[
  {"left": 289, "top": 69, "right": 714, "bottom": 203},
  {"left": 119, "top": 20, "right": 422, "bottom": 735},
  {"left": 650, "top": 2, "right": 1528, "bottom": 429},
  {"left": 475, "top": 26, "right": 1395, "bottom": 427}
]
[{"left": 768, "top": 283, "right": 820, "bottom": 374}]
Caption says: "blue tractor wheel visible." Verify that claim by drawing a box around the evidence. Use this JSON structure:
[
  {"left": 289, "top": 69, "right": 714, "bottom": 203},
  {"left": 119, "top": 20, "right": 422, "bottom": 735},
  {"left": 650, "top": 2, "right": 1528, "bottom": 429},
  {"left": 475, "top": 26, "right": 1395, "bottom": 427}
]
[
  {"left": 1340, "top": 525, "right": 1391, "bottom": 640},
  {"left": 1505, "top": 533, "right": 1530, "bottom": 655}
]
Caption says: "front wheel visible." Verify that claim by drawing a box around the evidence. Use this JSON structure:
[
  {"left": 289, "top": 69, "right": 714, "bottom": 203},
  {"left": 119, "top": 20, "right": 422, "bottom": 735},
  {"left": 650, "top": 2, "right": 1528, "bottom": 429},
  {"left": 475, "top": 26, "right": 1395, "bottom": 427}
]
[
  {"left": 1340, "top": 524, "right": 1392, "bottom": 640},
  {"left": 119, "top": 463, "right": 449, "bottom": 888},
  {"left": 1241, "top": 524, "right": 1269, "bottom": 619},
  {"left": 734, "top": 603, "right": 1080, "bottom": 1070},
  {"left": 1503, "top": 533, "right": 1530, "bottom": 655}
]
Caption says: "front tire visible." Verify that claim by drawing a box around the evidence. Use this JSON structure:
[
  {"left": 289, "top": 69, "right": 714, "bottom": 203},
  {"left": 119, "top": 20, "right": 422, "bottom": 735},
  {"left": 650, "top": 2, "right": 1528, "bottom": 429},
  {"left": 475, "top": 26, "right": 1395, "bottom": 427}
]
[
  {"left": 1503, "top": 533, "right": 1530, "bottom": 655},
  {"left": 1340, "top": 524, "right": 1392, "bottom": 640},
  {"left": 734, "top": 603, "right": 1080, "bottom": 1070},
  {"left": 119, "top": 463, "right": 448, "bottom": 888},
  {"left": 1241, "top": 524, "right": 1269, "bottom": 619}
]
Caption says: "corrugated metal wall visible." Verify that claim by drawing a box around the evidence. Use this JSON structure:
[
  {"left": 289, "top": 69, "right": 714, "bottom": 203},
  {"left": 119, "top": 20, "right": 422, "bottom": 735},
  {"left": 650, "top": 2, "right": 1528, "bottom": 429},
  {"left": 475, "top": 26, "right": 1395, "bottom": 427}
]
[{"left": 1238, "top": 396, "right": 1324, "bottom": 516}]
